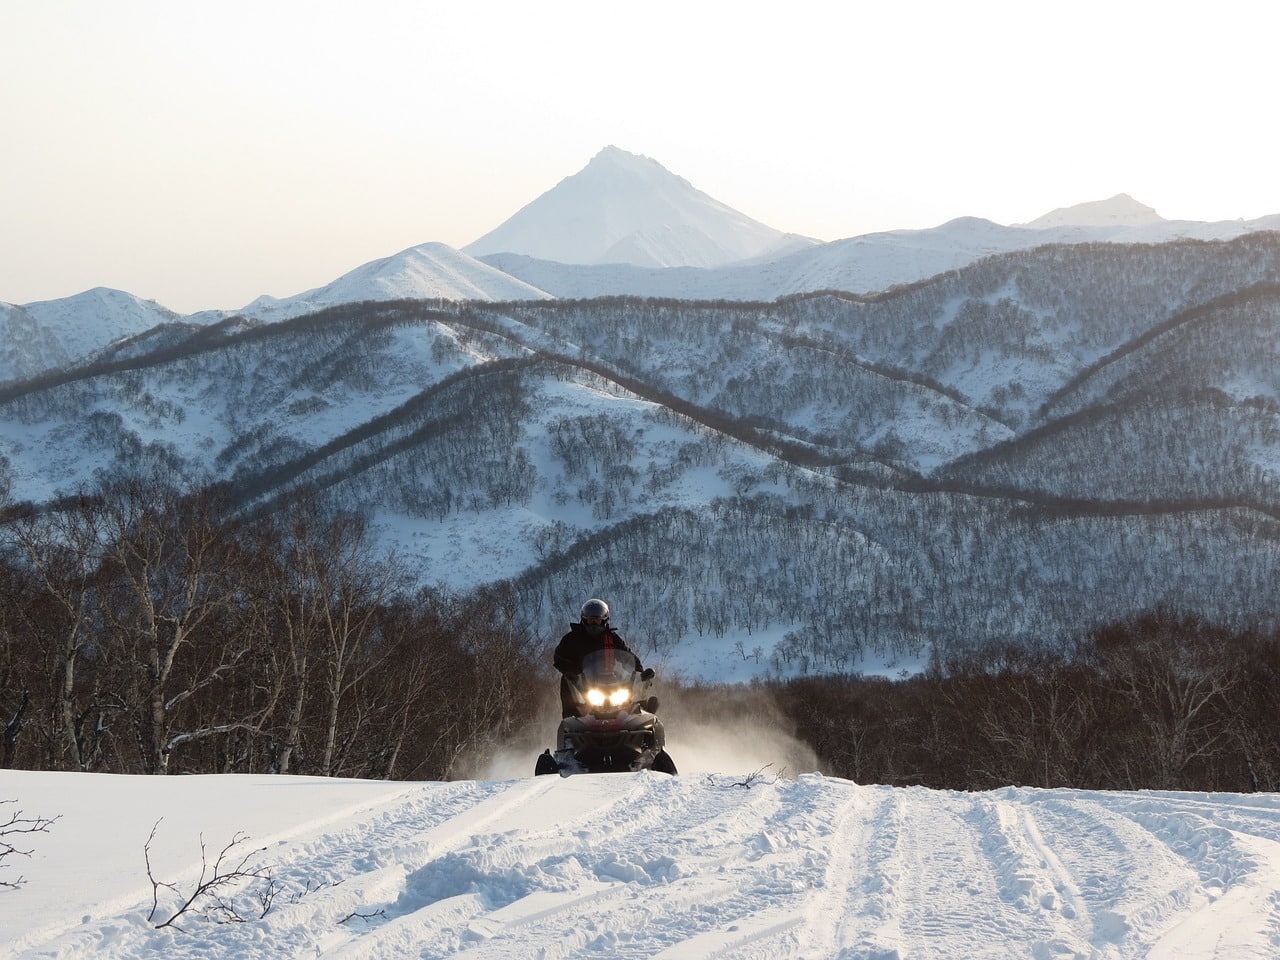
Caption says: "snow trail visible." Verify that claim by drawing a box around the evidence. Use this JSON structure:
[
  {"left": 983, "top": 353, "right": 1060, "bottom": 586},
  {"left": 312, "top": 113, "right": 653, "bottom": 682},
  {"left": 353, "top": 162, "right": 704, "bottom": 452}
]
[{"left": 6, "top": 771, "right": 1280, "bottom": 958}]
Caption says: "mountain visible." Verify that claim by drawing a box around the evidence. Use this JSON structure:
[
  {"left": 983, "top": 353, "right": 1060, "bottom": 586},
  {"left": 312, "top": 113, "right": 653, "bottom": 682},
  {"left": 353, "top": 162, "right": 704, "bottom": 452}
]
[
  {"left": 10, "top": 151, "right": 1280, "bottom": 374},
  {"left": 4, "top": 149, "right": 1280, "bottom": 680},
  {"left": 472, "top": 217, "right": 1067, "bottom": 302},
  {"left": 0, "top": 288, "right": 179, "bottom": 384},
  {"left": 6, "top": 767, "right": 1280, "bottom": 958},
  {"left": 230, "top": 242, "right": 552, "bottom": 323},
  {"left": 479, "top": 211, "right": 1280, "bottom": 302},
  {"left": 3, "top": 235, "right": 1279, "bottom": 680},
  {"left": 1021, "top": 192, "right": 1166, "bottom": 228},
  {"left": 463, "top": 145, "right": 817, "bottom": 268}
]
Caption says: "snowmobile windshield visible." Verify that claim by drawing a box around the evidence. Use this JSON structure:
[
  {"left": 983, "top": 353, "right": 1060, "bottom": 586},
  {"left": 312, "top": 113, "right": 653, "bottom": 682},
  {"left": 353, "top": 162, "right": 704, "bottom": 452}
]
[{"left": 579, "top": 647, "right": 639, "bottom": 685}]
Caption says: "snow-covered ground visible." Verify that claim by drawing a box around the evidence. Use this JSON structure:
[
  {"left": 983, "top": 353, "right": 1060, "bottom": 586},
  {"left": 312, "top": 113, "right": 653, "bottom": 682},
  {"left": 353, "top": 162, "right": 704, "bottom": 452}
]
[{"left": 6, "top": 749, "right": 1280, "bottom": 958}]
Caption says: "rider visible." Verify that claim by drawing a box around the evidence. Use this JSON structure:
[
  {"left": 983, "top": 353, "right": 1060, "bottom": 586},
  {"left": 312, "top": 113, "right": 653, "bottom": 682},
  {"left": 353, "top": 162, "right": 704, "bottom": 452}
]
[{"left": 553, "top": 599, "right": 653, "bottom": 718}]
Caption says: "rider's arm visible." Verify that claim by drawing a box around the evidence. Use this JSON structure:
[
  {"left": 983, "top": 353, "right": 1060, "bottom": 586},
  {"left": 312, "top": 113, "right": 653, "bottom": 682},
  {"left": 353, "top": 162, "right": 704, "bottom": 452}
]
[{"left": 553, "top": 635, "right": 578, "bottom": 675}]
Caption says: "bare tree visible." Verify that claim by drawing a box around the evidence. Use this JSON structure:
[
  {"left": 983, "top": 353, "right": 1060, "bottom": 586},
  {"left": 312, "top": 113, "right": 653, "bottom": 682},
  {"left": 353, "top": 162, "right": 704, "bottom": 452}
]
[
  {"left": 95, "top": 480, "right": 253, "bottom": 774},
  {"left": 1088, "top": 611, "right": 1243, "bottom": 790},
  {"left": 2, "top": 498, "right": 116, "bottom": 770},
  {"left": 251, "top": 500, "right": 415, "bottom": 776}
]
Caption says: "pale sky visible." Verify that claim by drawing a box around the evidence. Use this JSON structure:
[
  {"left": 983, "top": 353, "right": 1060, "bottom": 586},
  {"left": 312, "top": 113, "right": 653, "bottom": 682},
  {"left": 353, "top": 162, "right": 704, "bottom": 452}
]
[{"left": 3, "top": 0, "right": 1278, "bottom": 314}]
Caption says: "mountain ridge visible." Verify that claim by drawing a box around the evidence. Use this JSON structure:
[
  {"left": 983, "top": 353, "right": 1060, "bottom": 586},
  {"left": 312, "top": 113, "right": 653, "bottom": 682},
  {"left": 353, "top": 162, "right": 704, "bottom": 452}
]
[
  {"left": 1020, "top": 192, "right": 1165, "bottom": 228},
  {"left": 6, "top": 146, "right": 1280, "bottom": 382},
  {"left": 0, "top": 287, "right": 179, "bottom": 384},
  {"left": 232, "top": 242, "right": 553, "bottom": 323}
]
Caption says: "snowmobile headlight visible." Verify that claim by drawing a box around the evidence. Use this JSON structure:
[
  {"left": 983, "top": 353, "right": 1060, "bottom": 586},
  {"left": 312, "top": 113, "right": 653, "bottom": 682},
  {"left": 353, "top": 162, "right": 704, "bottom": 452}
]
[
  {"left": 608, "top": 688, "right": 632, "bottom": 707},
  {"left": 586, "top": 688, "right": 607, "bottom": 707}
]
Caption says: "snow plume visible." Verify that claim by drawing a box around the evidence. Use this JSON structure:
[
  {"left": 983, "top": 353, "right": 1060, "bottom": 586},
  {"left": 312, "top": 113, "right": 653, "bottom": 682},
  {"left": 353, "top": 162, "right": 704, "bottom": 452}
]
[
  {"left": 656, "top": 682, "right": 821, "bottom": 778},
  {"left": 457, "top": 686, "right": 564, "bottom": 781}
]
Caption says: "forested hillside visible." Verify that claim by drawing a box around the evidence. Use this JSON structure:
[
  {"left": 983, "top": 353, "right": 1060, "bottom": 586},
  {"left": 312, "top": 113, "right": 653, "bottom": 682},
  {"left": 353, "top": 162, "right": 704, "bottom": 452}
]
[{"left": 1, "top": 235, "right": 1278, "bottom": 683}]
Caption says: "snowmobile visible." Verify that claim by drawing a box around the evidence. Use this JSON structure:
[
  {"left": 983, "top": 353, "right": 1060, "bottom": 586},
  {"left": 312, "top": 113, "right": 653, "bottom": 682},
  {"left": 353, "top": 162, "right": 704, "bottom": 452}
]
[{"left": 536, "top": 648, "right": 677, "bottom": 776}]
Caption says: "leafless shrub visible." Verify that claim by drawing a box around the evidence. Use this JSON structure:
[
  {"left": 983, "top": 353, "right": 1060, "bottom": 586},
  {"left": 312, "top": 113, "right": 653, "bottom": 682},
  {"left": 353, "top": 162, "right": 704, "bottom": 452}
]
[
  {"left": 143, "top": 819, "right": 273, "bottom": 929},
  {"left": 706, "top": 763, "right": 784, "bottom": 789},
  {"left": 0, "top": 799, "right": 60, "bottom": 890}
]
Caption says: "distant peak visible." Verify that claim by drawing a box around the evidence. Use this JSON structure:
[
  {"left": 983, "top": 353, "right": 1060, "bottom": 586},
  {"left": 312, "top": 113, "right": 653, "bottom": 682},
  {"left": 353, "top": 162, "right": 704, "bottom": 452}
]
[
  {"left": 594, "top": 145, "right": 646, "bottom": 162},
  {"left": 1022, "top": 194, "right": 1165, "bottom": 229},
  {"left": 585, "top": 145, "right": 669, "bottom": 178},
  {"left": 463, "top": 146, "right": 813, "bottom": 269}
]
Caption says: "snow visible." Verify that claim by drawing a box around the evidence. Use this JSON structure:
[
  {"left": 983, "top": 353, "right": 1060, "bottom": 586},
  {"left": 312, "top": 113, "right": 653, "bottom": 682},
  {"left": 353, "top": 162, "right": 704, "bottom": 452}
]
[
  {"left": 7, "top": 148, "right": 1280, "bottom": 958},
  {"left": 1020, "top": 193, "right": 1166, "bottom": 229},
  {"left": 15, "top": 289, "right": 179, "bottom": 361},
  {"left": 5, "top": 763, "right": 1280, "bottom": 958},
  {"left": 9, "top": 148, "right": 1280, "bottom": 368},
  {"left": 0, "top": 289, "right": 180, "bottom": 384},
  {"left": 463, "top": 146, "right": 816, "bottom": 269},
  {"left": 234, "top": 243, "right": 553, "bottom": 324}
]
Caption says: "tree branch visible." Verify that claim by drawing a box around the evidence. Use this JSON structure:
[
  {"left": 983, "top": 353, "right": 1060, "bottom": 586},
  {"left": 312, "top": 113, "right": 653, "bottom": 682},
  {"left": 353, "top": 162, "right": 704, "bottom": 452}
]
[
  {"left": 144, "top": 819, "right": 272, "bottom": 929},
  {"left": 0, "top": 800, "right": 60, "bottom": 889}
]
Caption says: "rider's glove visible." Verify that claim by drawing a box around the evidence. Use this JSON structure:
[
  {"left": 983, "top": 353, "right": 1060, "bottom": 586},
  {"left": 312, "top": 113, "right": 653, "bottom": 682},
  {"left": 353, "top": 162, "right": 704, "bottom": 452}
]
[{"left": 640, "top": 668, "right": 655, "bottom": 681}]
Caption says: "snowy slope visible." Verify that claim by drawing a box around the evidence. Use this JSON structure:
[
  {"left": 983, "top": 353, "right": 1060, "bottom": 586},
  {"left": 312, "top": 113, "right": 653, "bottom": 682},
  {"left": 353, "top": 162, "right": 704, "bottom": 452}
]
[
  {"left": 0, "top": 288, "right": 180, "bottom": 383},
  {"left": 481, "top": 212, "right": 1280, "bottom": 302},
  {"left": 1022, "top": 193, "right": 1166, "bottom": 228},
  {"left": 5, "top": 766, "right": 1280, "bottom": 959},
  {"left": 4, "top": 237, "right": 1279, "bottom": 681},
  {"left": 243, "top": 206, "right": 1280, "bottom": 310},
  {"left": 464, "top": 146, "right": 816, "bottom": 268},
  {"left": 234, "top": 243, "right": 552, "bottom": 323}
]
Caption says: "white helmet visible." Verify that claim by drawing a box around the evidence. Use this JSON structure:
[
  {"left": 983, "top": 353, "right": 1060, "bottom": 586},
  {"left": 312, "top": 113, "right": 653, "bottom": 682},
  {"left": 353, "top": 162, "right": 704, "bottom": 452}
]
[{"left": 579, "top": 598, "right": 610, "bottom": 624}]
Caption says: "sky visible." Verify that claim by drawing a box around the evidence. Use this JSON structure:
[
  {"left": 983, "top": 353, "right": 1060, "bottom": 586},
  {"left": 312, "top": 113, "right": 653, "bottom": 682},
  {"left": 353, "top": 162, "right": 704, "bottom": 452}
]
[{"left": 3, "top": 0, "right": 1279, "bottom": 314}]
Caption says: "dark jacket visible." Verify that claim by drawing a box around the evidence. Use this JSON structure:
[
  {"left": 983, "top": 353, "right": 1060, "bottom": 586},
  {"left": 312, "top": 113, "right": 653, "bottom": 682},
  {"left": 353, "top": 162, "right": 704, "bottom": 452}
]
[{"left": 553, "top": 623, "right": 642, "bottom": 676}]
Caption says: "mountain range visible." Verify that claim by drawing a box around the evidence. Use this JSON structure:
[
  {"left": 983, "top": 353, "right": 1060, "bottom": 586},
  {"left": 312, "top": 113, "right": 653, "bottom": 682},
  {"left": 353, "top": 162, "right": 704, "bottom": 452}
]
[{"left": 2, "top": 147, "right": 1279, "bottom": 681}]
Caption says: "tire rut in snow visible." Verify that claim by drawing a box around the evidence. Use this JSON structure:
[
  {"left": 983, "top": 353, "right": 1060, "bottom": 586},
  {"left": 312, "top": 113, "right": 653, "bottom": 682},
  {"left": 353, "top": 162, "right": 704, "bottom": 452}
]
[
  {"left": 899, "top": 789, "right": 1019, "bottom": 955},
  {"left": 1030, "top": 794, "right": 1204, "bottom": 953},
  {"left": 312, "top": 773, "right": 695, "bottom": 957}
]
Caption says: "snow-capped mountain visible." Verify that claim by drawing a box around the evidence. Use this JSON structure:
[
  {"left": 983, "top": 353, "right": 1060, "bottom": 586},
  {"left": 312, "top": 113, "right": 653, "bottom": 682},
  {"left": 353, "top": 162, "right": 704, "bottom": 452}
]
[
  {"left": 230, "top": 242, "right": 552, "bottom": 323},
  {"left": 7, "top": 155, "right": 1280, "bottom": 960},
  {"left": 8, "top": 146, "right": 1280, "bottom": 376},
  {"left": 463, "top": 145, "right": 817, "bottom": 268},
  {"left": 1021, "top": 192, "right": 1165, "bottom": 228},
  {"left": 0, "top": 288, "right": 179, "bottom": 384},
  {"left": 480, "top": 209, "right": 1280, "bottom": 302}
]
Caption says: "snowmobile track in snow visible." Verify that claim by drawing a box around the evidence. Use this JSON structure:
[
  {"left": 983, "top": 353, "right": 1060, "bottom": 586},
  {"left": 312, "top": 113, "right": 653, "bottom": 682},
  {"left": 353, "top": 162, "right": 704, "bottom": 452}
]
[{"left": 11, "top": 774, "right": 1280, "bottom": 959}]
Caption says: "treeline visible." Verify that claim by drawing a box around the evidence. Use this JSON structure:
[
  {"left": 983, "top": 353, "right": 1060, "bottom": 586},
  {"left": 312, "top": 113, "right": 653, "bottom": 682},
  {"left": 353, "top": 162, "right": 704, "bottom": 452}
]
[
  {"left": 5, "top": 478, "right": 1280, "bottom": 795},
  {"left": 0, "top": 479, "right": 541, "bottom": 779},
  {"left": 771, "top": 609, "right": 1280, "bottom": 793}
]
